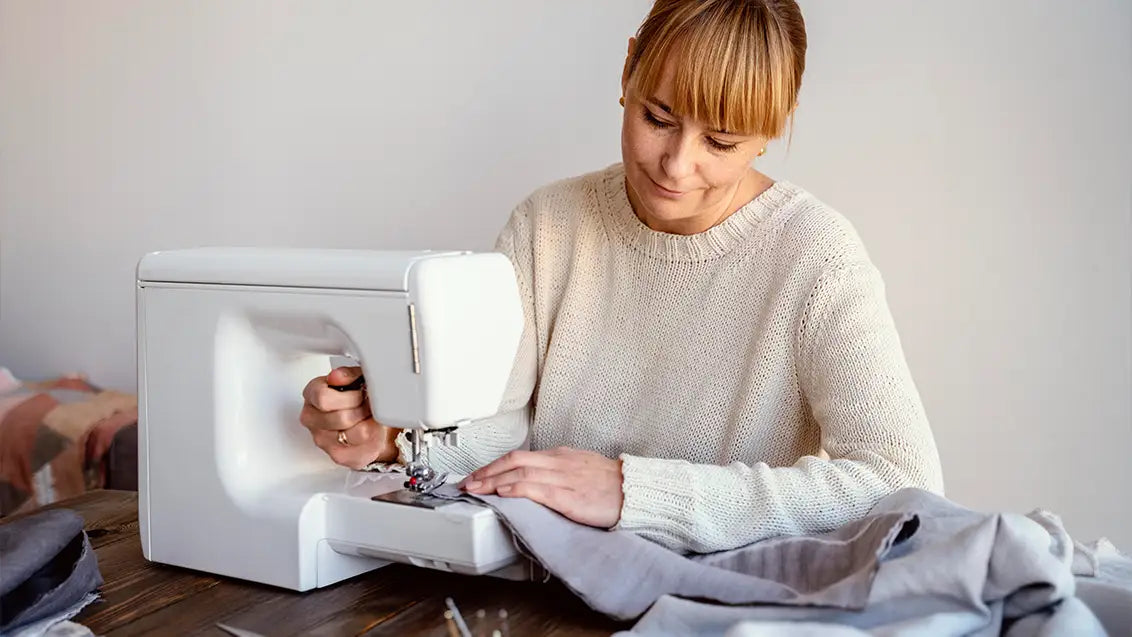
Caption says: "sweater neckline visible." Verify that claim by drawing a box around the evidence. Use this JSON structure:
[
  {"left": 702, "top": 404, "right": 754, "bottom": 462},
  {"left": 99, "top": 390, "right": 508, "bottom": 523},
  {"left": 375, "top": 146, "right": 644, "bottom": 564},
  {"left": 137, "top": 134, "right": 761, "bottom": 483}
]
[{"left": 598, "top": 163, "right": 799, "bottom": 262}]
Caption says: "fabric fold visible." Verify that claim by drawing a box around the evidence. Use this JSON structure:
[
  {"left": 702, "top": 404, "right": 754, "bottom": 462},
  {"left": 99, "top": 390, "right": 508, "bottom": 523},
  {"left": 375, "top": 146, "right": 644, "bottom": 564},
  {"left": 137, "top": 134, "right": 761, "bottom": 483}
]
[
  {"left": 435, "top": 486, "right": 1119, "bottom": 635},
  {"left": 0, "top": 509, "right": 103, "bottom": 635},
  {"left": 433, "top": 484, "right": 917, "bottom": 620}
]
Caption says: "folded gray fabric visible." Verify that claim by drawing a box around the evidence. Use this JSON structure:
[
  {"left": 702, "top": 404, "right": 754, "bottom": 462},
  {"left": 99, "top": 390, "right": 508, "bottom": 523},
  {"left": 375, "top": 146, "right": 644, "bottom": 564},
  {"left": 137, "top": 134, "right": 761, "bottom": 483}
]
[
  {"left": 0, "top": 509, "right": 103, "bottom": 635},
  {"left": 436, "top": 486, "right": 1112, "bottom": 636},
  {"left": 433, "top": 484, "right": 916, "bottom": 620},
  {"left": 621, "top": 489, "right": 1111, "bottom": 636}
]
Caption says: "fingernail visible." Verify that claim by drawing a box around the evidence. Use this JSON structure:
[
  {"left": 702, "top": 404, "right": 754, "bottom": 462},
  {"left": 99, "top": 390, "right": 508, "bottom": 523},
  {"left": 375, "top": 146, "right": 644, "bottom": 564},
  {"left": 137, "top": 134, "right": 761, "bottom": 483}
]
[
  {"left": 464, "top": 480, "right": 481, "bottom": 491},
  {"left": 498, "top": 485, "right": 513, "bottom": 494}
]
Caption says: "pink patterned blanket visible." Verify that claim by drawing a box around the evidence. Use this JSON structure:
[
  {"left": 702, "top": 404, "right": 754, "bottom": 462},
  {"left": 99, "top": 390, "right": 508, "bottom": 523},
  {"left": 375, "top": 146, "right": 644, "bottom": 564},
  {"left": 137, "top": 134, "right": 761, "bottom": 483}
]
[{"left": 0, "top": 368, "right": 137, "bottom": 516}]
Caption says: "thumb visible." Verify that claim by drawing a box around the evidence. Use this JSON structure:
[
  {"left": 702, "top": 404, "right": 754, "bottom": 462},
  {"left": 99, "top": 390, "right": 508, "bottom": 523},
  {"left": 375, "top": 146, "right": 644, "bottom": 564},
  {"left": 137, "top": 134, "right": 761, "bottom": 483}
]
[{"left": 327, "top": 366, "right": 362, "bottom": 387}]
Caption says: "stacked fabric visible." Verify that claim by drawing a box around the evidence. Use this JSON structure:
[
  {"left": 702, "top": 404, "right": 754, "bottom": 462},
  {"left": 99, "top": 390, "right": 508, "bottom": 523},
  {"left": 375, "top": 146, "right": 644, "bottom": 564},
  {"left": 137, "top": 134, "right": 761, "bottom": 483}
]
[{"left": 0, "top": 368, "right": 137, "bottom": 517}]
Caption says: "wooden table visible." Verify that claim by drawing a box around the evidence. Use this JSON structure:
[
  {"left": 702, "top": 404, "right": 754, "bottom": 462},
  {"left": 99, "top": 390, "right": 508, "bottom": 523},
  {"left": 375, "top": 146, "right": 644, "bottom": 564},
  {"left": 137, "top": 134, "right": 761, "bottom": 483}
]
[{"left": 6, "top": 490, "right": 629, "bottom": 636}]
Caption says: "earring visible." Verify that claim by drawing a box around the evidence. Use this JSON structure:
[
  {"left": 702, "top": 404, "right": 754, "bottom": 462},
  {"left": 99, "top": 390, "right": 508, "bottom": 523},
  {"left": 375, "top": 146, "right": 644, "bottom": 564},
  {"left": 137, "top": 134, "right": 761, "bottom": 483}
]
[
  {"left": 619, "top": 96, "right": 625, "bottom": 107},
  {"left": 757, "top": 147, "right": 766, "bottom": 157}
]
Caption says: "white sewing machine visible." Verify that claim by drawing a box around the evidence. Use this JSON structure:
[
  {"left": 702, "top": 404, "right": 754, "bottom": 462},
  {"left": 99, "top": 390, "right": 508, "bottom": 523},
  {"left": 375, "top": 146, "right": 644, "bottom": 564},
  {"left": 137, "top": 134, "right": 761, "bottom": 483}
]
[{"left": 135, "top": 247, "right": 525, "bottom": 591}]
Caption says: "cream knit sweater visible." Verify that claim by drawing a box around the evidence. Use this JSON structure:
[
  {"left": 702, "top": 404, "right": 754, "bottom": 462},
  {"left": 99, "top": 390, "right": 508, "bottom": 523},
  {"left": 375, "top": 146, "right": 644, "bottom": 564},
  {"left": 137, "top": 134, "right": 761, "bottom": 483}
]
[{"left": 400, "top": 163, "right": 944, "bottom": 553}]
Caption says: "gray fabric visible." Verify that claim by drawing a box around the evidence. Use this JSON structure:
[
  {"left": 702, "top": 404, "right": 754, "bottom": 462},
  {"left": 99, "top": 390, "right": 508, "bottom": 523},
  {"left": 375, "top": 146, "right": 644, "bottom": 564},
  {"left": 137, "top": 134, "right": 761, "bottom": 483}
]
[
  {"left": 437, "top": 486, "right": 1113, "bottom": 636},
  {"left": 8, "top": 593, "right": 99, "bottom": 637},
  {"left": 434, "top": 484, "right": 916, "bottom": 620},
  {"left": 623, "top": 594, "right": 1108, "bottom": 637},
  {"left": 1072, "top": 539, "right": 1132, "bottom": 636},
  {"left": 0, "top": 509, "right": 103, "bottom": 634},
  {"left": 1075, "top": 579, "right": 1132, "bottom": 637}
]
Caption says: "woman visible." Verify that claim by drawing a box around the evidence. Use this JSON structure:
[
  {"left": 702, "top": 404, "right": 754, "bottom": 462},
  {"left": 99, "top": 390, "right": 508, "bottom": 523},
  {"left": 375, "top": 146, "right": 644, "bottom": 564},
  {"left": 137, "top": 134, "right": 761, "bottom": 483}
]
[{"left": 300, "top": 0, "right": 944, "bottom": 554}]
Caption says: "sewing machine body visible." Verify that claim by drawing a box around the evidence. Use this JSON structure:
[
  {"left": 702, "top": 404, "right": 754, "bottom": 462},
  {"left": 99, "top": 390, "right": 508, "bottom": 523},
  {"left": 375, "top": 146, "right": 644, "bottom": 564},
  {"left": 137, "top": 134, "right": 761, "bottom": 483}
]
[{"left": 136, "top": 248, "right": 524, "bottom": 591}]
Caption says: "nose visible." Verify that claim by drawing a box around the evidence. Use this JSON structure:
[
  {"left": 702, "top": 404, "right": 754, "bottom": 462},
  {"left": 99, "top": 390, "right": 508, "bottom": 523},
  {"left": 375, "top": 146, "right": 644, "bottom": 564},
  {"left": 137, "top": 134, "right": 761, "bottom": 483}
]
[{"left": 660, "top": 133, "right": 695, "bottom": 182}]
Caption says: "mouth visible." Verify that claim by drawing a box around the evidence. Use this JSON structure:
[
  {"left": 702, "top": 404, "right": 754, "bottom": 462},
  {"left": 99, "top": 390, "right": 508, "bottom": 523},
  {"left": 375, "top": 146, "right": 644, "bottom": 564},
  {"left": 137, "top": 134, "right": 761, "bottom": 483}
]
[{"left": 648, "top": 175, "right": 686, "bottom": 199}]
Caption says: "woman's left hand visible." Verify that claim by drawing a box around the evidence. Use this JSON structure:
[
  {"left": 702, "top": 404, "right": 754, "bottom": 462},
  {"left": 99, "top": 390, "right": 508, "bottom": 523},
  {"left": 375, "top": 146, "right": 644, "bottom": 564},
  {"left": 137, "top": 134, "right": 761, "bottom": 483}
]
[{"left": 459, "top": 447, "right": 624, "bottom": 528}]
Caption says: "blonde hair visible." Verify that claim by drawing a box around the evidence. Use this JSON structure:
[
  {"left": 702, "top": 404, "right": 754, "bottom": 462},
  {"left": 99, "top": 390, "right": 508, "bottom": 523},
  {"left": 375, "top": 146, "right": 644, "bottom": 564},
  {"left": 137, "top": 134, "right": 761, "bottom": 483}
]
[{"left": 626, "top": 0, "right": 806, "bottom": 139}]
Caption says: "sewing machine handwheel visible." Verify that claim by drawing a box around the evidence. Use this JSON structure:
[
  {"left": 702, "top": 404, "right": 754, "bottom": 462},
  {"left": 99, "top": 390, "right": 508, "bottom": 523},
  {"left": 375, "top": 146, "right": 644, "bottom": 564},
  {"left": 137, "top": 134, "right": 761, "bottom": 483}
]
[{"left": 328, "top": 374, "right": 365, "bottom": 392}]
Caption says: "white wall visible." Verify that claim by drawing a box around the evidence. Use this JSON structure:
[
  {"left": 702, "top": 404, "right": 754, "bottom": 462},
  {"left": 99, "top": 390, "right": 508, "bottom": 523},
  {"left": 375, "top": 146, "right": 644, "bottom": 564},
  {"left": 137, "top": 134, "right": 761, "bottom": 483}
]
[{"left": 2, "top": 1, "right": 1129, "bottom": 547}]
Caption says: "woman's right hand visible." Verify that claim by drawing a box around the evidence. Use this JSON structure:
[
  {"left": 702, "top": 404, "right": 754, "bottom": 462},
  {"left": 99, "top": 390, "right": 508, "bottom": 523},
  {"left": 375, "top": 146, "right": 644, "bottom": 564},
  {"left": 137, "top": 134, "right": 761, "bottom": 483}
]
[{"left": 300, "top": 366, "right": 399, "bottom": 469}]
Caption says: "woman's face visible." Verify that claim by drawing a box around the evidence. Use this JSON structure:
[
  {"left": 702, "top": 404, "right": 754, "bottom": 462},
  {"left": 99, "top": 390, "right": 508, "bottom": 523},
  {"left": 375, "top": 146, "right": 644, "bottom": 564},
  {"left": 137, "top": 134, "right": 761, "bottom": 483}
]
[{"left": 620, "top": 45, "right": 769, "bottom": 235}]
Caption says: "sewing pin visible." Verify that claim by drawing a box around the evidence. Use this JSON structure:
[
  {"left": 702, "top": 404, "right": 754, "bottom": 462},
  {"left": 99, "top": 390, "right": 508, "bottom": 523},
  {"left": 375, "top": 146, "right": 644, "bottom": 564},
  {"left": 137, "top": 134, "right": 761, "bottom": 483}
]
[
  {"left": 443, "top": 610, "right": 460, "bottom": 637},
  {"left": 444, "top": 597, "right": 472, "bottom": 637}
]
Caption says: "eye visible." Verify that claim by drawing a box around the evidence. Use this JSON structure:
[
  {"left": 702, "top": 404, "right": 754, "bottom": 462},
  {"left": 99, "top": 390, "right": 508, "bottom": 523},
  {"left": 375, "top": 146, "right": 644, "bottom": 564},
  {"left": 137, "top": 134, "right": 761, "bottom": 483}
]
[
  {"left": 642, "top": 108, "right": 673, "bottom": 129},
  {"left": 706, "top": 137, "right": 740, "bottom": 153}
]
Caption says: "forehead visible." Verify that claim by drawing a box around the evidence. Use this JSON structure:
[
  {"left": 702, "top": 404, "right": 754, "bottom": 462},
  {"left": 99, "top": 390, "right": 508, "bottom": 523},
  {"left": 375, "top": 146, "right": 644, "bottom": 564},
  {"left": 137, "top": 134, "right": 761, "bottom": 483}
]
[
  {"left": 632, "top": 49, "right": 746, "bottom": 135},
  {"left": 637, "top": 53, "right": 744, "bottom": 135},
  {"left": 627, "top": 22, "right": 794, "bottom": 139}
]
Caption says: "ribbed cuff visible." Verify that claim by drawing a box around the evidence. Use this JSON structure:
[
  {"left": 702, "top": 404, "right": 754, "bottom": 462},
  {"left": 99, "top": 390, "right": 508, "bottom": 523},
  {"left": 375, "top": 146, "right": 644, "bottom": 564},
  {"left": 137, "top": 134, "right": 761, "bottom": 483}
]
[
  {"left": 614, "top": 454, "right": 698, "bottom": 545},
  {"left": 393, "top": 431, "right": 412, "bottom": 465}
]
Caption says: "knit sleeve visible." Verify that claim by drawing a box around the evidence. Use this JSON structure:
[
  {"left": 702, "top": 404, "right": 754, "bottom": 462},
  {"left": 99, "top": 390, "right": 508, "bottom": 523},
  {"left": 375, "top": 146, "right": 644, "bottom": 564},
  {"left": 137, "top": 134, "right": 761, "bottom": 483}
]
[
  {"left": 614, "top": 261, "right": 944, "bottom": 553},
  {"left": 392, "top": 200, "right": 540, "bottom": 475}
]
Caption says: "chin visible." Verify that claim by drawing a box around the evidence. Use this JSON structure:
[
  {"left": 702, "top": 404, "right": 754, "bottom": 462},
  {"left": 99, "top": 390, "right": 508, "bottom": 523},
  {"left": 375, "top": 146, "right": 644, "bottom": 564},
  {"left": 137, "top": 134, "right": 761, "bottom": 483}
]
[
  {"left": 628, "top": 171, "right": 693, "bottom": 219},
  {"left": 639, "top": 196, "right": 691, "bottom": 222},
  {"left": 639, "top": 188, "right": 700, "bottom": 225}
]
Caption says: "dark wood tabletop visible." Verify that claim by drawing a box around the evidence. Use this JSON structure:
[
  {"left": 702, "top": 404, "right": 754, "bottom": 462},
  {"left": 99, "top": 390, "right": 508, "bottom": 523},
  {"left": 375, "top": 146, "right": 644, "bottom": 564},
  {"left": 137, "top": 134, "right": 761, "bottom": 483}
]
[{"left": 5, "top": 490, "right": 629, "bottom": 636}]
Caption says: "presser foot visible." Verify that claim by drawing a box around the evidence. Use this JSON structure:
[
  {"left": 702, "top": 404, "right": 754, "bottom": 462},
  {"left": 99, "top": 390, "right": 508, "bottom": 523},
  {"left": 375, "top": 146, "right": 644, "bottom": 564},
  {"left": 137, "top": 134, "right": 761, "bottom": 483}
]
[
  {"left": 402, "top": 427, "right": 457, "bottom": 494},
  {"left": 368, "top": 461, "right": 451, "bottom": 508},
  {"left": 371, "top": 469, "right": 452, "bottom": 509},
  {"left": 404, "top": 466, "right": 449, "bottom": 494}
]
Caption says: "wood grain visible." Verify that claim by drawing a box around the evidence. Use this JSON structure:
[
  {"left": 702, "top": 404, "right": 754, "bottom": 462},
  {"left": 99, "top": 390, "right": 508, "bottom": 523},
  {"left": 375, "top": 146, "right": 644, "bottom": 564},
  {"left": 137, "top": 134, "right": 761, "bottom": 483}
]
[{"left": 1, "top": 490, "right": 630, "bottom": 636}]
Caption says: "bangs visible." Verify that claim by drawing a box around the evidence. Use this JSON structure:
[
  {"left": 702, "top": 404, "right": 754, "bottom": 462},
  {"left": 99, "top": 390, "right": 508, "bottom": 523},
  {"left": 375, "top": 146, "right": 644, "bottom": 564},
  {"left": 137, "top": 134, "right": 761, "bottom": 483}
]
[{"left": 627, "top": 1, "right": 800, "bottom": 138}]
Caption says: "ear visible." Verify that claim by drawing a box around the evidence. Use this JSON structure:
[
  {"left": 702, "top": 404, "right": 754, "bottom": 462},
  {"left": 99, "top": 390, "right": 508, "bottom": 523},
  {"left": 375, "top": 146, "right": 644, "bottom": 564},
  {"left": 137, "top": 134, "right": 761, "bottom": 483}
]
[{"left": 620, "top": 36, "right": 637, "bottom": 98}]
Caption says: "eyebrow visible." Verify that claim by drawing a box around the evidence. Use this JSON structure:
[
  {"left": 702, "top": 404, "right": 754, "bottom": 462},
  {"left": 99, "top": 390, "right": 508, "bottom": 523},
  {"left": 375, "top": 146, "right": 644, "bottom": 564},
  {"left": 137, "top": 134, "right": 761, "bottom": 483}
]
[{"left": 646, "top": 97, "right": 736, "bottom": 136}]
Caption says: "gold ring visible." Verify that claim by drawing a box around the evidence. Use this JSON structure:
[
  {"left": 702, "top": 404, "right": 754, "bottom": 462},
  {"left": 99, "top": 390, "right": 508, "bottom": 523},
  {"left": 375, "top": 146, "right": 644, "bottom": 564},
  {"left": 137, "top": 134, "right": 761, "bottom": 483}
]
[{"left": 337, "top": 430, "right": 350, "bottom": 447}]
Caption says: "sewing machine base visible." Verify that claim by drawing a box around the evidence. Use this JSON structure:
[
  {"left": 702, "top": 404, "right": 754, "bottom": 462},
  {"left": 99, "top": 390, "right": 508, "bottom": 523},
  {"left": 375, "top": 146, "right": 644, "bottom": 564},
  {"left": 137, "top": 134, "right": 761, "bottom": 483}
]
[
  {"left": 322, "top": 472, "right": 522, "bottom": 579},
  {"left": 141, "top": 469, "right": 523, "bottom": 591}
]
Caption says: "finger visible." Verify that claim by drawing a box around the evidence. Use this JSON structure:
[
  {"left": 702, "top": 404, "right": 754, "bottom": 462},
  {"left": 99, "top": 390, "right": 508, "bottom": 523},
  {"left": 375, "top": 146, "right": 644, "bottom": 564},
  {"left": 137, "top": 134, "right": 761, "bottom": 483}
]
[
  {"left": 301, "top": 403, "right": 369, "bottom": 432},
  {"left": 337, "top": 418, "right": 389, "bottom": 446},
  {"left": 311, "top": 428, "right": 367, "bottom": 464},
  {"left": 465, "top": 449, "right": 561, "bottom": 483},
  {"left": 304, "top": 372, "right": 366, "bottom": 412},
  {"left": 311, "top": 424, "right": 389, "bottom": 470},
  {"left": 327, "top": 366, "right": 363, "bottom": 387},
  {"left": 314, "top": 382, "right": 367, "bottom": 412},
  {"left": 463, "top": 466, "right": 572, "bottom": 494}
]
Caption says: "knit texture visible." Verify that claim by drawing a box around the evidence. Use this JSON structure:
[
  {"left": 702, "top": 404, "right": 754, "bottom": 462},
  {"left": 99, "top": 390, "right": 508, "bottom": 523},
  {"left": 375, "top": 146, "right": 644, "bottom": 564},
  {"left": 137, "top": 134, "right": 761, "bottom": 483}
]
[{"left": 403, "top": 163, "right": 944, "bottom": 553}]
